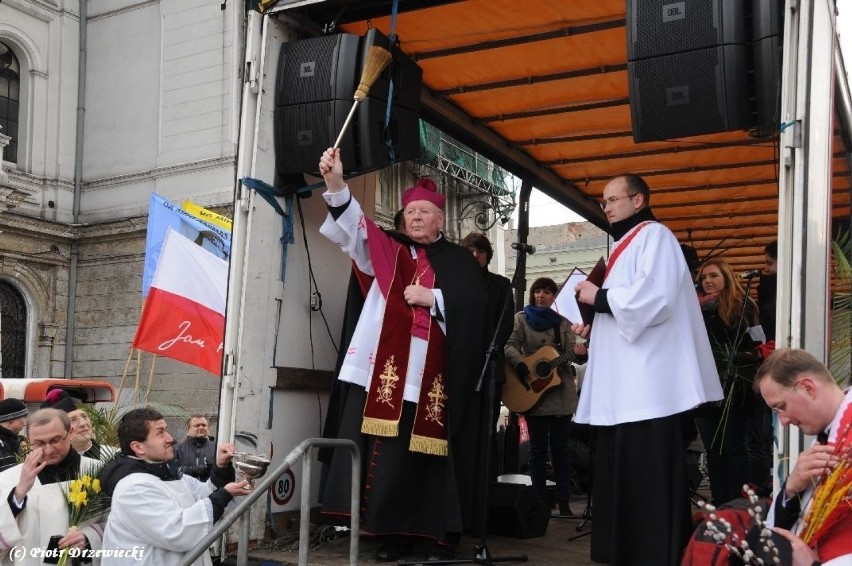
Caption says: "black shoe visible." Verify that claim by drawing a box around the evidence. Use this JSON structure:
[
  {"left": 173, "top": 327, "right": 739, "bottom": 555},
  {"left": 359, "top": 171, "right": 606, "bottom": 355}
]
[
  {"left": 427, "top": 544, "right": 456, "bottom": 562},
  {"left": 557, "top": 500, "right": 573, "bottom": 516},
  {"left": 375, "top": 542, "right": 411, "bottom": 562}
]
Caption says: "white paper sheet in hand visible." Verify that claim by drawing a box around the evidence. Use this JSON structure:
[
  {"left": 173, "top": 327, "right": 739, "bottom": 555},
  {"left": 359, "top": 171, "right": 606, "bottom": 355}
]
[
  {"left": 747, "top": 325, "right": 767, "bottom": 344},
  {"left": 551, "top": 266, "right": 587, "bottom": 324}
]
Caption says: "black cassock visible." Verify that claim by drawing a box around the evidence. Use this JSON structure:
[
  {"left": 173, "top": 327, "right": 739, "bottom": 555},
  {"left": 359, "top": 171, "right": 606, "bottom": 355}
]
[{"left": 319, "top": 231, "right": 489, "bottom": 543}]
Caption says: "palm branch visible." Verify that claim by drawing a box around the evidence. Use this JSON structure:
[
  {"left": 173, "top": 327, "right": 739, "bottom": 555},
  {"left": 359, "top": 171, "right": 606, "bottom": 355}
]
[{"left": 85, "top": 400, "right": 189, "bottom": 448}]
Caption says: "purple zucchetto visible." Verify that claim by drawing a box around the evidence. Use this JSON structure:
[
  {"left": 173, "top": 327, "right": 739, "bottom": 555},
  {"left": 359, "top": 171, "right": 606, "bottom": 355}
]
[
  {"left": 40, "top": 389, "right": 79, "bottom": 413},
  {"left": 402, "top": 178, "right": 445, "bottom": 211}
]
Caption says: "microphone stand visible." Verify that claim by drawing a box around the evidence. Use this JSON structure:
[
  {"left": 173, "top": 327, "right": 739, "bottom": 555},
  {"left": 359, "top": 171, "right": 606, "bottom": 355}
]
[{"left": 400, "top": 297, "right": 527, "bottom": 565}]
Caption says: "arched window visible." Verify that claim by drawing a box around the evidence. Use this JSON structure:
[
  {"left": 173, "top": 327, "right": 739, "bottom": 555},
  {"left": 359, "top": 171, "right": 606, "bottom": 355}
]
[
  {"left": 0, "top": 280, "right": 26, "bottom": 378},
  {"left": 0, "top": 41, "right": 20, "bottom": 163}
]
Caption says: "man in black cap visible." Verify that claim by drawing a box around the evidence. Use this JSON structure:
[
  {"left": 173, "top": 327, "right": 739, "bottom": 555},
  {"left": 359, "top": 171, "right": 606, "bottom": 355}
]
[{"left": 0, "top": 399, "right": 28, "bottom": 472}]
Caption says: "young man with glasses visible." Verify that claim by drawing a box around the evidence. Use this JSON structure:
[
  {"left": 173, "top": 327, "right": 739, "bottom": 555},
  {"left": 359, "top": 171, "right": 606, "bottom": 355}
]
[
  {"left": 756, "top": 348, "right": 851, "bottom": 565},
  {"left": 0, "top": 408, "right": 107, "bottom": 563},
  {"left": 572, "top": 174, "right": 723, "bottom": 565}
]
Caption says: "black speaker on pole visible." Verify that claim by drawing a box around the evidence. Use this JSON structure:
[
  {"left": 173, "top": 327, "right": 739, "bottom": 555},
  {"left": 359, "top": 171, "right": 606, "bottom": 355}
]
[
  {"left": 627, "top": 0, "right": 751, "bottom": 142},
  {"left": 488, "top": 482, "right": 550, "bottom": 539},
  {"left": 274, "top": 30, "right": 422, "bottom": 177}
]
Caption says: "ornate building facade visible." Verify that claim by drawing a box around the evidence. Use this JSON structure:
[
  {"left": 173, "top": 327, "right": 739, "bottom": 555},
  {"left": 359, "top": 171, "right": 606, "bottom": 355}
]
[{"left": 0, "top": 0, "right": 239, "bottom": 415}]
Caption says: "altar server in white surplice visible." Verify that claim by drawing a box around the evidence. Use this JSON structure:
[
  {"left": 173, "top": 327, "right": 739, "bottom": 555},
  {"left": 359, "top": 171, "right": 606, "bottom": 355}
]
[
  {"left": 98, "top": 408, "right": 249, "bottom": 566},
  {"left": 573, "top": 174, "right": 722, "bottom": 566}
]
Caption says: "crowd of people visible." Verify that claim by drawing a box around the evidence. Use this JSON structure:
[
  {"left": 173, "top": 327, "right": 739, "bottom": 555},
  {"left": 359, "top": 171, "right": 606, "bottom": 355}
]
[
  {"left": 0, "top": 153, "right": 847, "bottom": 565},
  {"left": 0, "top": 394, "right": 240, "bottom": 565},
  {"left": 313, "top": 151, "right": 848, "bottom": 565}
]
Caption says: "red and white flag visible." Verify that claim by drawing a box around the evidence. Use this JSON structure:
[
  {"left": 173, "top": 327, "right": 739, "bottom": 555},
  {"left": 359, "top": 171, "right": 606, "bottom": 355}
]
[{"left": 133, "top": 228, "right": 228, "bottom": 375}]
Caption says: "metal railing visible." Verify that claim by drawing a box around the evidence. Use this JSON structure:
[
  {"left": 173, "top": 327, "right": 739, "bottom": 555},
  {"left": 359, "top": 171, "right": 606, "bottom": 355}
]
[{"left": 179, "top": 438, "right": 360, "bottom": 566}]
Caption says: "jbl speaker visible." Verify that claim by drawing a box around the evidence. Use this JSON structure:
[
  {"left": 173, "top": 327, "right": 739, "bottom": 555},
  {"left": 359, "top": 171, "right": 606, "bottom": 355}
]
[
  {"left": 274, "top": 34, "right": 361, "bottom": 107},
  {"left": 627, "top": 0, "right": 747, "bottom": 60},
  {"left": 274, "top": 30, "right": 422, "bottom": 175},
  {"left": 627, "top": 0, "right": 751, "bottom": 142},
  {"left": 628, "top": 44, "right": 750, "bottom": 142},
  {"left": 488, "top": 482, "right": 550, "bottom": 538}
]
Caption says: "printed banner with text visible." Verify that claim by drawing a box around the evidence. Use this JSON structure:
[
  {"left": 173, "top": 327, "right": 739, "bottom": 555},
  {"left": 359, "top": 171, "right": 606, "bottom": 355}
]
[
  {"left": 133, "top": 228, "right": 227, "bottom": 375},
  {"left": 182, "top": 199, "right": 233, "bottom": 231},
  {"left": 142, "top": 193, "right": 231, "bottom": 296}
]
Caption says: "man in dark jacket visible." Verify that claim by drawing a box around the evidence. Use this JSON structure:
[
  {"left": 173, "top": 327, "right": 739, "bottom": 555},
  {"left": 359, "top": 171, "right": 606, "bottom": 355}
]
[
  {"left": 173, "top": 415, "right": 216, "bottom": 481},
  {"left": 460, "top": 232, "right": 514, "bottom": 482},
  {"left": 0, "top": 399, "right": 27, "bottom": 472}
]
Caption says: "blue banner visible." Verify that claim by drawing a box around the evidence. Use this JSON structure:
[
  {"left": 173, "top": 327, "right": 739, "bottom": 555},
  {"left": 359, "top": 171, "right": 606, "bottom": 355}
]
[{"left": 142, "top": 193, "right": 231, "bottom": 296}]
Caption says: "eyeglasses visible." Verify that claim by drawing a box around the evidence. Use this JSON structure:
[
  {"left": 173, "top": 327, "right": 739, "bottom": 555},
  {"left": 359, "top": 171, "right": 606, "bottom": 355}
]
[
  {"left": 29, "top": 432, "right": 69, "bottom": 450},
  {"left": 599, "top": 193, "right": 637, "bottom": 210},
  {"left": 769, "top": 384, "right": 800, "bottom": 415}
]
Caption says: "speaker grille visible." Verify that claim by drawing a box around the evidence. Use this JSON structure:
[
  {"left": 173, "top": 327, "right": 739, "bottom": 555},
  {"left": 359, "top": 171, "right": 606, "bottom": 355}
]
[
  {"left": 629, "top": 45, "right": 750, "bottom": 142},
  {"left": 275, "top": 100, "right": 356, "bottom": 175},
  {"left": 628, "top": 0, "right": 747, "bottom": 60},
  {"left": 275, "top": 34, "right": 360, "bottom": 106}
]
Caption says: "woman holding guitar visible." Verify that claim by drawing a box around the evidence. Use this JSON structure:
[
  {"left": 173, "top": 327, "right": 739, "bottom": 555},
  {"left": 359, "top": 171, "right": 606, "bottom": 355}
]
[{"left": 504, "top": 277, "right": 588, "bottom": 516}]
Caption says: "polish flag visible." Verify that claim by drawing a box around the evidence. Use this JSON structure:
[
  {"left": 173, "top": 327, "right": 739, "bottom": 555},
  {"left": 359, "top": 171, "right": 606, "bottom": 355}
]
[{"left": 133, "top": 228, "right": 228, "bottom": 375}]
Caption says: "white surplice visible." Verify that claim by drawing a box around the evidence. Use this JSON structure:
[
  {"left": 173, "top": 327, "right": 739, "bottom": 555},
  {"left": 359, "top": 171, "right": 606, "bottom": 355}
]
[
  {"left": 0, "top": 456, "right": 106, "bottom": 566},
  {"left": 101, "top": 473, "right": 216, "bottom": 566},
  {"left": 575, "top": 222, "right": 723, "bottom": 425}
]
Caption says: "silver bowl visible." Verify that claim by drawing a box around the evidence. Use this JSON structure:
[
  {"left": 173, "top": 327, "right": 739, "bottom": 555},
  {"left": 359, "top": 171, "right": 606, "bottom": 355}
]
[{"left": 232, "top": 452, "right": 271, "bottom": 489}]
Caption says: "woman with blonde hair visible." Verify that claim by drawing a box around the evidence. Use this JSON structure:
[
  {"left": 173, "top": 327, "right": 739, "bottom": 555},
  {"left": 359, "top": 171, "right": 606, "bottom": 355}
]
[{"left": 694, "top": 257, "right": 760, "bottom": 505}]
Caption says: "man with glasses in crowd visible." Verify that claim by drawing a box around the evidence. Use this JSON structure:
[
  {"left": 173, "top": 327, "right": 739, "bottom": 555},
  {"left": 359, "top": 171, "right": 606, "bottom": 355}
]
[
  {"left": 757, "top": 348, "right": 852, "bottom": 565},
  {"left": 573, "top": 174, "right": 722, "bottom": 565},
  {"left": 0, "top": 408, "right": 106, "bottom": 564}
]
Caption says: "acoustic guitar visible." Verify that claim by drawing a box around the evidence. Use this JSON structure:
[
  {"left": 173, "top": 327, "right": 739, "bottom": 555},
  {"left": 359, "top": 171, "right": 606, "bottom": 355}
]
[{"left": 502, "top": 344, "right": 575, "bottom": 413}]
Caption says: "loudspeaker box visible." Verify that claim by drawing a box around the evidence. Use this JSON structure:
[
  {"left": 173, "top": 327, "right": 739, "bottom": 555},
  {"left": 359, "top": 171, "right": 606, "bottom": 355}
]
[{"left": 488, "top": 482, "right": 550, "bottom": 539}]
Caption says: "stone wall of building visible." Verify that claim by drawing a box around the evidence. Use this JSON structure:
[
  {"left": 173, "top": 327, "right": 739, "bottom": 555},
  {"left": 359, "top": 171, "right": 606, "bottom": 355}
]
[{"left": 0, "top": 0, "right": 236, "bottom": 423}]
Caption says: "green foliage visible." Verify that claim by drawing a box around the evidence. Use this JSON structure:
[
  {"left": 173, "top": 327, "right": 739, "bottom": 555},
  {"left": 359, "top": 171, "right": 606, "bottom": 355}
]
[{"left": 84, "top": 401, "right": 189, "bottom": 448}]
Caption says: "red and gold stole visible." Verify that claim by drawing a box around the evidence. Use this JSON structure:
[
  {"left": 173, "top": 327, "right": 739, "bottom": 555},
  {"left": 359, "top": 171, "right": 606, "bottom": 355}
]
[
  {"left": 603, "top": 221, "right": 655, "bottom": 282},
  {"left": 360, "top": 220, "right": 450, "bottom": 456},
  {"left": 801, "top": 398, "right": 852, "bottom": 561}
]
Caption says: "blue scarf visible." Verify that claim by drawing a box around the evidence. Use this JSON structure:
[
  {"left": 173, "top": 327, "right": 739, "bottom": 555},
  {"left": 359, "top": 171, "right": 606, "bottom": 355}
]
[{"left": 523, "top": 305, "right": 563, "bottom": 332}]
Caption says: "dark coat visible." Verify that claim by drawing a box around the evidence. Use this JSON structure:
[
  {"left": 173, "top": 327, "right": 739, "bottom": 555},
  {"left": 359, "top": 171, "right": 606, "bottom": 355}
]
[{"left": 0, "top": 425, "right": 24, "bottom": 472}]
